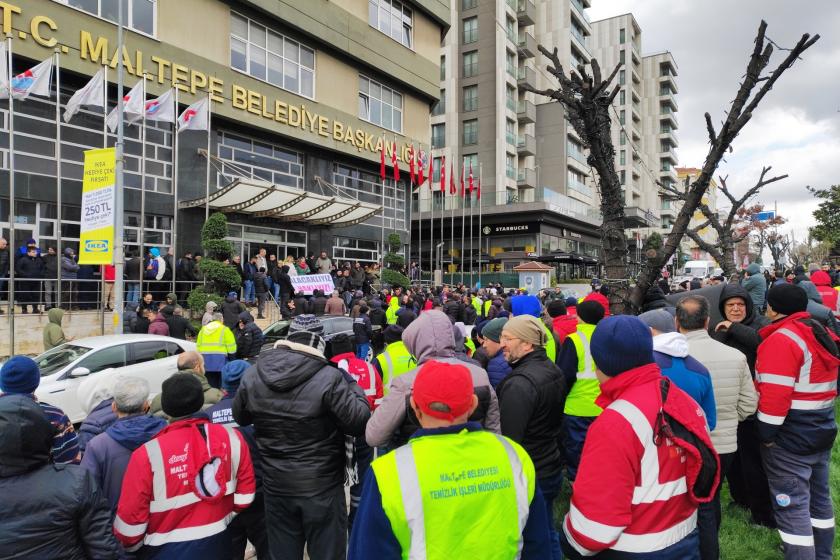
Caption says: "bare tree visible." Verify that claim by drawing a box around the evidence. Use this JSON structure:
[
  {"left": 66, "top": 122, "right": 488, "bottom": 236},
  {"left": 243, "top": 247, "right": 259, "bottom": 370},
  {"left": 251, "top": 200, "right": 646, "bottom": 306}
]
[
  {"left": 767, "top": 231, "right": 791, "bottom": 269},
  {"left": 528, "top": 20, "right": 817, "bottom": 313}
]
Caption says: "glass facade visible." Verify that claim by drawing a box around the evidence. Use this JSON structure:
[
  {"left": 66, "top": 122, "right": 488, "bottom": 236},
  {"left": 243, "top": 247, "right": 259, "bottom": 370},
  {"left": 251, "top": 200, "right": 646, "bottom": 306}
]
[
  {"left": 369, "top": 0, "right": 414, "bottom": 49},
  {"left": 359, "top": 75, "right": 403, "bottom": 133},
  {"left": 332, "top": 164, "right": 406, "bottom": 232},
  {"left": 216, "top": 131, "right": 304, "bottom": 189}
]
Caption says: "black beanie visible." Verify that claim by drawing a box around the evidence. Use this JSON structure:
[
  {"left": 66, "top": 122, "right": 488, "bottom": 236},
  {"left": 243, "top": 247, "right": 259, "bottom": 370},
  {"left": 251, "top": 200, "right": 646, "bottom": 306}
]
[
  {"left": 161, "top": 373, "right": 205, "bottom": 418},
  {"left": 577, "top": 300, "right": 605, "bottom": 325},
  {"left": 766, "top": 284, "right": 809, "bottom": 316}
]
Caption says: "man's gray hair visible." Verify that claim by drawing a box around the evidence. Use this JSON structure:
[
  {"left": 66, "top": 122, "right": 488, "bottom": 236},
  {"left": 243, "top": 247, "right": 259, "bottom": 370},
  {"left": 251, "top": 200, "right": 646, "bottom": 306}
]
[
  {"left": 676, "top": 295, "right": 710, "bottom": 331},
  {"left": 212, "top": 312, "right": 224, "bottom": 322},
  {"left": 113, "top": 376, "right": 150, "bottom": 414}
]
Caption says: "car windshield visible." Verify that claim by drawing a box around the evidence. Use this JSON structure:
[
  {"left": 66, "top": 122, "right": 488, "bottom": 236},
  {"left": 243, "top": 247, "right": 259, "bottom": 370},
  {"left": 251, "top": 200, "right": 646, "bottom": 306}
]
[
  {"left": 322, "top": 317, "right": 352, "bottom": 336},
  {"left": 34, "top": 344, "right": 92, "bottom": 376}
]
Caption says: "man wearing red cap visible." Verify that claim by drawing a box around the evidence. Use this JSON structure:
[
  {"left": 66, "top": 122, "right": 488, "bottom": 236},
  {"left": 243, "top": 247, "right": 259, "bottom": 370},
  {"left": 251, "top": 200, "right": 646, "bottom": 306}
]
[{"left": 348, "top": 360, "right": 551, "bottom": 559}]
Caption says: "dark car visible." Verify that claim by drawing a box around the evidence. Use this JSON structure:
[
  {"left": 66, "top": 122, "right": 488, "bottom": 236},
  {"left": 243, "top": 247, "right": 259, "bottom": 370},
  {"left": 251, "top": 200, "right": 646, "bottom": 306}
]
[{"left": 261, "top": 315, "right": 382, "bottom": 360}]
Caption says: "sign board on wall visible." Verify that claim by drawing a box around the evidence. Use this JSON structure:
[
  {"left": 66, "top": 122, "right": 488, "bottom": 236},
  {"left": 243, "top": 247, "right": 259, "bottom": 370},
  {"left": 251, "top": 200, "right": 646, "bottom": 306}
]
[
  {"left": 290, "top": 274, "right": 335, "bottom": 296},
  {"left": 78, "top": 147, "right": 115, "bottom": 265},
  {"left": 481, "top": 223, "right": 538, "bottom": 236}
]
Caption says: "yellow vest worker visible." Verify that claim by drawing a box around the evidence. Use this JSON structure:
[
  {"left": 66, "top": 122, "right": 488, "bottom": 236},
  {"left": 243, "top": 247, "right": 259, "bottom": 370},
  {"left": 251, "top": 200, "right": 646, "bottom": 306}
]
[
  {"left": 348, "top": 360, "right": 552, "bottom": 559},
  {"left": 196, "top": 320, "right": 237, "bottom": 373},
  {"left": 375, "top": 338, "right": 415, "bottom": 396},
  {"left": 385, "top": 297, "right": 400, "bottom": 325}
]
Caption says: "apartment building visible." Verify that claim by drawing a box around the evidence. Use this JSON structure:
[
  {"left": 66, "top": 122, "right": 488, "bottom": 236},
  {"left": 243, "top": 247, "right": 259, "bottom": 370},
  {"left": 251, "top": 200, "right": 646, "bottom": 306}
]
[{"left": 676, "top": 167, "right": 720, "bottom": 261}]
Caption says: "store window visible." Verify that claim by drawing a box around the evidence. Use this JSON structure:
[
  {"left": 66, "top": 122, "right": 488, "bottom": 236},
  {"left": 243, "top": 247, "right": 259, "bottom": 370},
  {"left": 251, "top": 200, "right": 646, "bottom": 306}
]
[
  {"left": 216, "top": 131, "right": 304, "bottom": 189},
  {"left": 55, "top": 0, "right": 155, "bottom": 36},
  {"left": 369, "top": 0, "right": 413, "bottom": 49},
  {"left": 230, "top": 11, "right": 315, "bottom": 99},
  {"left": 359, "top": 75, "right": 403, "bottom": 133}
]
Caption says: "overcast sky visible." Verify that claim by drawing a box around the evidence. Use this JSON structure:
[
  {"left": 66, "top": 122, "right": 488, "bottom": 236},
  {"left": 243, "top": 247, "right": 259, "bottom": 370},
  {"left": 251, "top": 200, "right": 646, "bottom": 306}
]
[{"left": 586, "top": 0, "right": 839, "bottom": 240}]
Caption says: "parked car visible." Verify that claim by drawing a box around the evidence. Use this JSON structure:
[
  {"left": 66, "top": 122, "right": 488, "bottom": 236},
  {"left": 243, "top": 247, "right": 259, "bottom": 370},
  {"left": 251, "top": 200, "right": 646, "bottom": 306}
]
[
  {"left": 261, "top": 315, "right": 381, "bottom": 360},
  {"left": 24, "top": 334, "right": 195, "bottom": 423}
]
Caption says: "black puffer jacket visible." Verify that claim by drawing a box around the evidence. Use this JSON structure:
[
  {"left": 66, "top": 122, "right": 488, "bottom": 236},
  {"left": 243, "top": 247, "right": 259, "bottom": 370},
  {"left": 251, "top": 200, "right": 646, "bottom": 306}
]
[
  {"left": 443, "top": 298, "right": 464, "bottom": 323},
  {"left": 496, "top": 348, "right": 567, "bottom": 479},
  {"left": 221, "top": 294, "right": 245, "bottom": 330},
  {"left": 0, "top": 395, "right": 120, "bottom": 559},
  {"left": 712, "top": 283, "right": 770, "bottom": 374},
  {"left": 232, "top": 341, "right": 370, "bottom": 497},
  {"left": 235, "top": 311, "right": 265, "bottom": 359}
]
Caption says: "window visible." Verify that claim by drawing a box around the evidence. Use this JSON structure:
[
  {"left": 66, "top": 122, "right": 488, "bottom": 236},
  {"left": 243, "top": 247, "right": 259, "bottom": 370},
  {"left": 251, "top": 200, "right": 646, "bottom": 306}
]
[
  {"left": 619, "top": 150, "right": 626, "bottom": 165},
  {"left": 333, "top": 237, "right": 381, "bottom": 264},
  {"left": 129, "top": 341, "right": 182, "bottom": 364},
  {"left": 440, "top": 55, "right": 446, "bottom": 81},
  {"left": 506, "top": 86, "right": 516, "bottom": 111},
  {"left": 333, "top": 164, "right": 406, "bottom": 231},
  {"left": 463, "top": 85, "right": 478, "bottom": 112},
  {"left": 57, "top": 0, "right": 155, "bottom": 36},
  {"left": 619, "top": 70, "right": 626, "bottom": 85},
  {"left": 568, "top": 169, "right": 591, "bottom": 197},
  {"left": 216, "top": 131, "right": 304, "bottom": 189},
  {"left": 619, "top": 90, "right": 625, "bottom": 105},
  {"left": 619, "top": 131, "right": 627, "bottom": 146},
  {"left": 123, "top": 213, "right": 173, "bottom": 255},
  {"left": 359, "top": 75, "right": 403, "bottom": 133},
  {"left": 463, "top": 17, "right": 478, "bottom": 44},
  {"left": 619, "top": 170, "right": 626, "bottom": 185},
  {"left": 432, "top": 89, "right": 446, "bottom": 116},
  {"left": 369, "top": 0, "right": 413, "bottom": 48},
  {"left": 463, "top": 119, "right": 478, "bottom": 145},
  {"left": 431, "top": 124, "right": 446, "bottom": 149},
  {"left": 660, "top": 140, "right": 671, "bottom": 152},
  {"left": 619, "top": 27, "right": 626, "bottom": 44},
  {"left": 505, "top": 119, "right": 516, "bottom": 146},
  {"left": 619, "top": 110, "right": 625, "bottom": 125},
  {"left": 506, "top": 17, "right": 516, "bottom": 43},
  {"left": 619, "top": 50, "right": 625, "bottom": 64},
  {"left": 76, "top": 345, "right": 127, "bottom": 375},
  {"left": 661, "top": 161, "right": 672, "bottom": 171},
  {"left": 660, "top": 122, "right": 672, "bottom": 133},
  {"left": 230, "top": 12, "right": 315, "bottom": 98},
  {"left": 462, "top": 0, "right": 477, "bottom": 8},
  {"left": 433, "top": 157, "right": 443, "bottom": 182},
  {"left": 506, "top": 154, "right": 516, "bottom": 179},
  {"left": 506, "top": 52, "right": 516, "bottom": 77},
  {"left": 463, "top": 51, "right": 478, "bottom": 78}
]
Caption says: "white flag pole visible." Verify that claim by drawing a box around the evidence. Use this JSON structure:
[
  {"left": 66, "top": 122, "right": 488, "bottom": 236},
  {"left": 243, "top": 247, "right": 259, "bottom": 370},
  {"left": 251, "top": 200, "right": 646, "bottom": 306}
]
[
  {"left": 441, "top": 160, "right": 445, "bottom": 280},
  {"left": 113, "top": 0, "right": 125, "bottom": 333},
  {"left": 448, "top": 160, "right": 453, "bottom": 283},
  {"left": 55, "top": 49, "right": 62, "bottom": 311},
  {"left": 139, "top": 73, "right": 147, "bottom": 298},
  {"left": 204, "top": 91, "right": 211, "bottom": 221},
  {"left": 469, "top": 164, "right": 474, "bottom": 288},
  {"left": 172, "top": 86, "right": 178, "bottom": 296},
  {"left": 429, "top": 155, "right": 434, "bottom": 287},
  {"left": 417, "top": 152, "right": 422, "bottom": 285},
  {"left": 478, "top": 162, "right": 483, "bottom": 288},
  {"left": 6, "top": 37, "right": 14, "bottom": 347},
  {"left": 460, "top": 156, "right": 465, "bottom": 286}
]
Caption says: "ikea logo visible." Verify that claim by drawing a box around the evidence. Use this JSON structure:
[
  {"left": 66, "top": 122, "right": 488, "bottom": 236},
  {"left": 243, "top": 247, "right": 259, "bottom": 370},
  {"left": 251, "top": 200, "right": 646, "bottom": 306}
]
[{"left": 85, "top": 240, "right": 109, "bottom": 252}]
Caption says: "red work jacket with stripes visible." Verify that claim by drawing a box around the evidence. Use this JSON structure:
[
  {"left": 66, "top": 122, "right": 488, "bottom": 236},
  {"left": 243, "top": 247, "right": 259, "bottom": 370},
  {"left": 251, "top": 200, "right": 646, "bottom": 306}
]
[
  {"left": 113, "top": 417, "right": 256, "bottom": 557},
  {"left": 756, "top": 312, "right": 839, "bottom": 454},
  {"left": 563, "top": 364, "right": 703, "bottom": 557}
]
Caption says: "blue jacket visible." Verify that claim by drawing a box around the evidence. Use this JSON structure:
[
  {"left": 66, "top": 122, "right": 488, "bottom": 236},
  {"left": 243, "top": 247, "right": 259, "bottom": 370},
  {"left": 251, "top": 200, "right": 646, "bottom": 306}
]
[
  {"left": 652, "top": 333, "right": 717, "bottom": 430},
  {"left": 79, "top": 413, "right": 166, "bottom": 511},
  {"left": 348, "top": 422, "right": 551, "bottom": 559},
  {"left": 78, "top": 398, "right": 119, "bottom": 453},
  {"left": 486, "top": 350, "right": 513, "bottom": 389}
]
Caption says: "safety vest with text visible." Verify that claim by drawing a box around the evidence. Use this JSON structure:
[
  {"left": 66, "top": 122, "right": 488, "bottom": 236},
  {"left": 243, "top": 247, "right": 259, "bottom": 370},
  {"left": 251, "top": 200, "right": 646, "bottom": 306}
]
[
  {"left": 196, "top": 321, "right": 237, "bottom": 372},
  {"left": 372, "top": 428, "right": 536, "bottom": 560},
  {"left": 563, "top": 323, "right": 604, "bottom": 417},
  {"left": 376, "top": 341, "right": 415, "bottom": 395}
]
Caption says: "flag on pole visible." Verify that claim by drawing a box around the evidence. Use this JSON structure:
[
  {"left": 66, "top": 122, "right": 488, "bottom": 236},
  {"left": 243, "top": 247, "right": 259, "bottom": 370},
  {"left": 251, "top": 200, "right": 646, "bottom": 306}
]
[
  {"left": 379, "top": 138, "right": 386, "bottom": 180},
  {"left": 144, "top": 88, "right": 176, "bottom": 122},
  {"left": 391, "top": 141, "right": 400, "bottom": 181},
  {"left": 450, "top": 162, "right": 456, "bottom": 195},
  {"left": 63, "top": 68, "right": 105, "bottom": 122},
  {"left": 477, "top": 174, "right": 481, "bottom": 200},
  {"left": 106, "top": 80, "right": 143, "bottom": 132},
  {"left": 417, "top": 150, "right": 426, "bottom": 186},
  {"left": 0, "top": 56, "right": 53, "bottom": 100},
  {"left": 427, "top": 152, "right": 434, "bottom": 189},
  {"left": 459, "top": 163, "right": 465, "bottom": 197},
  {"left": 439, "top": 156, "right": 446, "bottom": 194},
  {"left": 177, "top": 96, "right": 209, "bottom": 132},
  {"left": 408, "top": 145, "right": 416, "bottom": 186},
  {"left": 468, "top": 161, "right": 474, "bottom": 194}
]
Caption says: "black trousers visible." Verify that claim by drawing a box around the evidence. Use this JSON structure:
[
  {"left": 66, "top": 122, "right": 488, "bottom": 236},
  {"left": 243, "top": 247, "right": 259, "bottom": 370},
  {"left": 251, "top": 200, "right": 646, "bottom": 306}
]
[
  {"left": 698, "top": 452, "right": 735, "bottom": 560},
  {"left": 264, "top": 485, "right": 347, "bottom": 560},
  {"left": 229, "top": 491, "right": 268, "bottom": 560},
  {"left": 726, "top": 417, "right": 776, "bottom": 527}
]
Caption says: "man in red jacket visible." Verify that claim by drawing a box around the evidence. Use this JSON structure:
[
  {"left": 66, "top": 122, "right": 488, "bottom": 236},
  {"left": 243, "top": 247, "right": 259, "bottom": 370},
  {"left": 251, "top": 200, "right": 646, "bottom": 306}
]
[
  {"left": 114, "top": 373, "right": 255, "bottom": 559},
  {"left": 756, "top": 284, "right": 839, "bottom": 560},
  {"left": 562, "top": 315, "right": 717, "bottom": 559}
]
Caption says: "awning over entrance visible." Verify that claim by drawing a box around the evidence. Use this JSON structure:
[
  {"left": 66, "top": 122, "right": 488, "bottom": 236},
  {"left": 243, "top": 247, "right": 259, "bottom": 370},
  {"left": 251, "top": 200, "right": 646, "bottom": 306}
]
[{"left": 180, "top": 178, "right": 381, "bottom": 226}]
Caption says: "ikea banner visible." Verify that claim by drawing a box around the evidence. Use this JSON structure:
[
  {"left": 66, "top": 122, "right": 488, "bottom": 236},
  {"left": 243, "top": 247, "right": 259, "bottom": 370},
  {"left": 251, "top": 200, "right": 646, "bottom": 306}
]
[{"left": 78, "top": 147, "right": 116, "bottom": 265}]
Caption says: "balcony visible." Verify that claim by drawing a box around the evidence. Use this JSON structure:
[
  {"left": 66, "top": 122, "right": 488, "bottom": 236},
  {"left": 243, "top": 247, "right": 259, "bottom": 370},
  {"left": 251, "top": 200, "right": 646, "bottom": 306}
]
[
  {"left": 570, "top": 0, "right": 591, "bottom": 31},
  {"left": 660, "top": 109, "right": 679, "bottom": 129},
  {"left": 659, "top": 148, "right": 678, "bottom": 164},
  {"left": 570, "top": 26, "right": 591, "bottom": 59},
  {"left": 659, "top": 91, "right": 678, "bottom": 111},
  {"left": 517, "top": 167, "right": 537, "bottom": 188},
  {"left": 517, "top": 99, "right": 536, "bottom": 123},
  {"left": 518, "top": 31, "right": 536, "bottom": 58},
  {"left": 658, "top": 129, "right": 678, "bottom": 147},
  {"left": 659, "top": 73, "right": 678, "bottom": 93},
  {"left": 517, "top": 66, "right": 536, "bottom": 89},
  {"left": 505, "top": 131, "right": 517, "bottom": 146},
  {"left": 517, "top": 134, "right": 536, "bottom": 156},
  {"left": 517, "top": 0, "right": 535, "bottom": 26},
  {"left": 624, "top": 206, "right": 660, "bottom": 228}
]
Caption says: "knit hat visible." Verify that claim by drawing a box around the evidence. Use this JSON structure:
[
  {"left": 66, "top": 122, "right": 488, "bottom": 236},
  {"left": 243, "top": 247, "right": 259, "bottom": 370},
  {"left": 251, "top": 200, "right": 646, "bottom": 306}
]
[
  {"left": 160, "top": 373, "right": 204, "bottom": 418},
  {"left": 0, "top": 356, "right": 40, "bottom": 395},
  {"left": 509, "top": 295, "right": 542, "bottom": 318},
  {"left": 287, "top": 314, "right": 324, "bottom": 337},
  {"left": 638, "top": 309, "right": 676, "bottom": 334},
  {"left": 221, "top": 360, "right": 250, "bottom": 392},
  {"left": 577, "top": 300, "right": 605, "bottom": 325},
  {"left": 565, "top": 296, "right": 578, "bottom": 309},
  {"left": 481, "top": 318, "right": 507, "bottom": 343},
  {"left": 383, "top": 325, "right": 404, "bottom": 345},
  {"left": 286, "top": 331, "right": 326, "bottom": 354},
  {"left": 502, "top": 315, "right": 548, "bottom": 347},
  {"left": 590, "top": 316, "right": 654, "bottom": 377},
  {"left": 412, "top": 360, "right": 474, "bottom": 422},
  {"left": 766, "top": 284, "right": 809, "bottom": 316}
]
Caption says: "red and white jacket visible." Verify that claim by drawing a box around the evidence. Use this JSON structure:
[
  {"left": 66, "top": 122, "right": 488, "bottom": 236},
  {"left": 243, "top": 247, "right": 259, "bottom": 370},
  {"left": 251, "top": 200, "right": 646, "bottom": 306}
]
[
  {"left": 564, "top": 364, "right": 707, "bottom": 557},
  {"left": 114, "top": 418, "right": 255, "bottom": 558},
  {"left": 332, "top": 352, "right": 383, "bottom": 410},
  {"left": 756, "top": 312, "right": 839, "bottom": 454}
]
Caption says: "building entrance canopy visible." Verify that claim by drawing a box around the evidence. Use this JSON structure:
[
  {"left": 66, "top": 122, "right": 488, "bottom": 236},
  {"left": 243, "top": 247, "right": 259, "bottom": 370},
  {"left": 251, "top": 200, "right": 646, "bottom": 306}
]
[{"left": 180, "top": 178, "right": 381, "bottom": 226}]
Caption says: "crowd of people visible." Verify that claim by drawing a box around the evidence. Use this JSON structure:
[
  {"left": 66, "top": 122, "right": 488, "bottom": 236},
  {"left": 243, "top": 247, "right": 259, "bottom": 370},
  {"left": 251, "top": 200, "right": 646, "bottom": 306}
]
[{"left": 1, "top": 254, "right": 838, "bottom": 560}]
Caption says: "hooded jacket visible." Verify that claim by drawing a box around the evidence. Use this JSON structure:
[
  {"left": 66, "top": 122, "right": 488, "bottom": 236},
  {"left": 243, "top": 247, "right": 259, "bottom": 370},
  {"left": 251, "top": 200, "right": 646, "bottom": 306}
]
[
  {"left": 43, "top": 308, "right": 67, "bottom": 350},
  {"left": 221, "top": 293, "right": 246, "bottom": 330},
  {"left": 61, "top": 248, "right": 79, "bottom": 279},
  {"left": 79, "top": 413, "right": 167, "bottom": 511},
  {"left": 799, "top": 280, "right": 840, "bottom": 335},
  {"left": 365, "top": 310, "right": 501, "bottom": 448},
  {"left": 147, "top": 313, "right": 170, "bottom": 336},
  {"left": 486, "top": 349, "right": 513, "bottom": 388},
  {"left": 232, "top": 341, "right": 371, "bottom": 497},
  {"left": 201, "top": 301, "right": 217, "bottom": 326},
  {"left": 235, "top": 311, "right": 264, "bottom": 359},
  {"left": 123, "top": 303, "right": 139, "bottom": 334},
  {"left": 811, "top": 271, "right": 839, "bottom": 313},
  {"left": 165, "top": 312, "right": 197, "bottom": 340},
  {"left": 369, "top": 299, "right": 387, "bottom": 327},
  {"left": 149, "top": 373, "right": 224, "bottom": 418},
  {"left": 712, "top": 283, "right": 770, "bottom": 373},
  {"left": 741, "top": 264, "right": 766, "bottom": 309},
  {"left": 652, "top": 332, "right": 717, "bottom": 430},
  {"left": 77, "top": 398, "right": 118, "bottom": 453},
  {"left": 0, "top": 394, "right": 121, "bottom": 559}
]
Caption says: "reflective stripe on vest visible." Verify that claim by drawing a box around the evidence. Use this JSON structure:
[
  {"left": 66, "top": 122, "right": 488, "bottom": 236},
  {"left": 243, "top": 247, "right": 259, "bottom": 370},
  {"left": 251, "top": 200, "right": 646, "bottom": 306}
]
[
  {"left": 362, "top": 362, "right": 378, "bottom": 398},
  {"left": 541, "top": 322, "right": 556, "bottom": 362},
  {"left": 197, "top": 324, "right": 231, "bottom": 355},
  {"left": 564, "top": 325, "right": 603, "bottom": 417},
  {"left": 373, "top": 430, "right": 535, "bottom": 559},
  {"left": 774, "top": 328, "right": 838, "bottom": 398},
  {"left": 376, "top": 342, "right": 415, "bottom": 395}
]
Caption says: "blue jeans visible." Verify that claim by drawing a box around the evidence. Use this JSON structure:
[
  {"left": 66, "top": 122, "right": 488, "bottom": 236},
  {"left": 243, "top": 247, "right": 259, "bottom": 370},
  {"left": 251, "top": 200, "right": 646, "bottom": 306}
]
[
  {"left": 538, "top": 470, "right": 564, "bottom": 560},
  {"left": 356, "top": 342, "right": 370, "bottom": 361},
  {"left": 126, "top": 282, "right": 140, "bottom": 305},
  {"left": 243, "top": 280, "right": 254, "bottom": 302},
  {"left": 272, "top": 283, "right": 280, "bottom": 301}
]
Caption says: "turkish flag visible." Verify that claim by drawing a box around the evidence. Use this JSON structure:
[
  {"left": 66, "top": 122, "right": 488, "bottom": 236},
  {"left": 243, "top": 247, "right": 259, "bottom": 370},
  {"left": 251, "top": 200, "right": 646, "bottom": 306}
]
[
  {"left": 469, "top": 162, "right": 474, "bottom": 194},
  {"left": 450, "top": 162, "right": 456, "bottom": 195},
  {"left": 417, "top": 150, "right": 425, "bottom": 186},
  {"left": 477, "top": 175, "right": 481, "bottom": 200},
  {"left": 408, "top": 145, "right": 416, "bottom": 186},
  {"left": 379, "top": 140, "right": 386, "bottom": 181},
  {"left": 427, "top": 153, "right": 434, "bottom": 189},
  {"left": 459, "top": 165, "right": 465, "bottom": 197},
  {"left": 391, "top": 141, "right": 400, "bottom": 182},
  {"left": 440, "top": 156, "right": 446, "bottom": 194}
]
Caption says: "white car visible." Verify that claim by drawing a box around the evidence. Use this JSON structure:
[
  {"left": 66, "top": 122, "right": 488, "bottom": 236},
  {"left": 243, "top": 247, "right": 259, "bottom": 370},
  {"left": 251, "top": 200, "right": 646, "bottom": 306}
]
[{"left": 31, "top": 334, "right": 196, "bottom": 423}]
